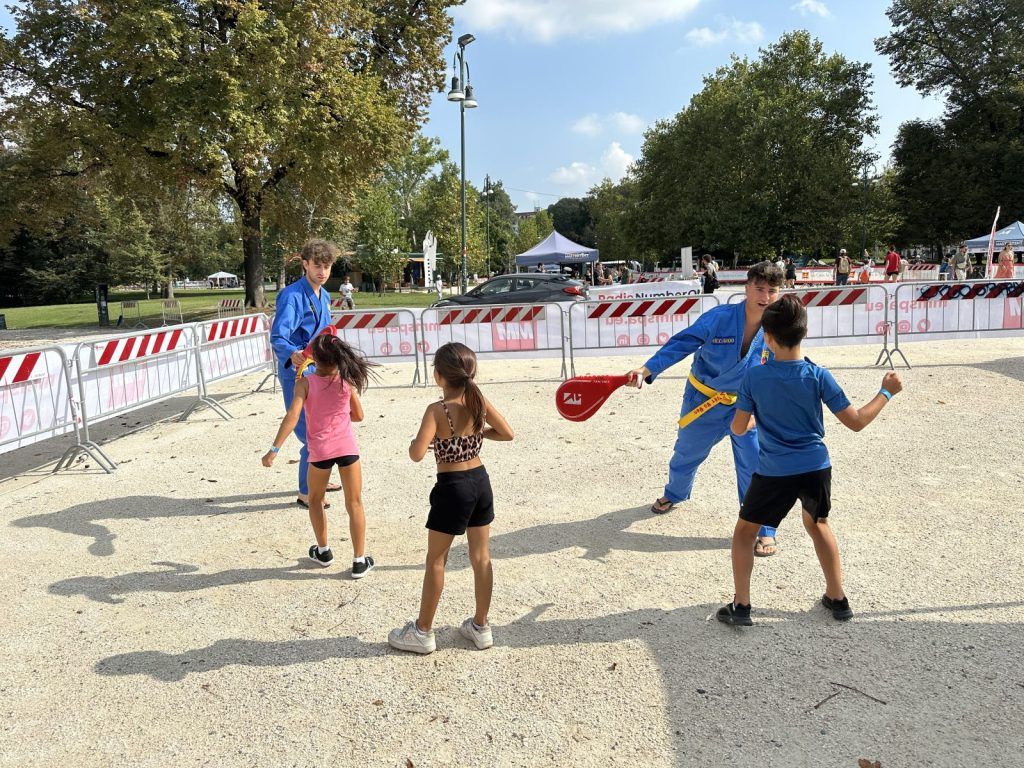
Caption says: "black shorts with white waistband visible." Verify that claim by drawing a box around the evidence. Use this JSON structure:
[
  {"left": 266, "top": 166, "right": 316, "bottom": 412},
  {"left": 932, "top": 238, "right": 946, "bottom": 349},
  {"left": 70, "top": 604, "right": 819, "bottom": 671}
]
[
  {"left": 426, "top": 465, "right": 494, "bottom": 536},
  {"left": 739, "top": 467, "right": 832, "bottom": 529},
  {"left": 310, "top": 455, "right": 360, "bottom": 470}
]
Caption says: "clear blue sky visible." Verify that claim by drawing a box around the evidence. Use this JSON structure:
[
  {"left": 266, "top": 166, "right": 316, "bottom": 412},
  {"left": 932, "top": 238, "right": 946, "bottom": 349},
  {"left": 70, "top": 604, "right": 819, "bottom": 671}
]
[{"left": 2, "top": 1, "right": 944, "bottom": 212}]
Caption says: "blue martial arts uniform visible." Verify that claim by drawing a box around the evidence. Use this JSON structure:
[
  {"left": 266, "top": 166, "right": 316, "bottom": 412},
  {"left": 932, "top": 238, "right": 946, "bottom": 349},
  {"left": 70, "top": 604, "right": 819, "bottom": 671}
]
[
  {"left": 644, "top": 300, "right": 777, "bottom": 539},
  {"left": 270, "top": 278, "right": 331, "bottom": 495}
]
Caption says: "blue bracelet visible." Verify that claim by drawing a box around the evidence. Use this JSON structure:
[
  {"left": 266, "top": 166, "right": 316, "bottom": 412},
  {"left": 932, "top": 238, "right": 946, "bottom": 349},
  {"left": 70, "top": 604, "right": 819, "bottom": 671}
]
[
  {"left": 879, "top": 388, "right": 892, "bottom": 401},
  {"left": 269, "top": 446, "right": 280, "bottom": 453}
]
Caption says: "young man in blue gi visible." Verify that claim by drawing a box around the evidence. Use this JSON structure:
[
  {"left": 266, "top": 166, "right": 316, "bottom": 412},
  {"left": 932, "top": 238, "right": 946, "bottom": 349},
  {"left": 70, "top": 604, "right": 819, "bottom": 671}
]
[
  {"left": 270, "top": 239, "right": 336, "bottom": 507},
  {"left": 626, "top": 262, "right": 784, "bottom": 556}
]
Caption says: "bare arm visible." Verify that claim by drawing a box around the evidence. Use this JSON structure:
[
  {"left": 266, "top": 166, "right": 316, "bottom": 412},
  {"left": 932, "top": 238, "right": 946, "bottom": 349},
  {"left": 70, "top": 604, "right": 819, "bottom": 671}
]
[
  {"left": 731, "top": 408, "right": 754, "bottom": 436},
  {"left": 409, "top": 406, "right": 437, "bottom": 462},
  {"left": 349, "top": 388, "right": 364, "bottom": 422},
  {"left": 482, "top": 396, "right": 514, "bottom": 441},
  {"left": 834, "top": 372, "right": 902, "bottom": 432},
  {"left": 262, "top": 379, "right": 307, "bottom": 466}
]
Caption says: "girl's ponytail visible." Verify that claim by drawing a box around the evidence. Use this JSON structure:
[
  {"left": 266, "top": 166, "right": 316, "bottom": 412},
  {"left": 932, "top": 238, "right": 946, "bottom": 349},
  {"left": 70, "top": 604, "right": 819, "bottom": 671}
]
[
  {"left": 463, "top": 378, "right": 485, "bottom": 433},
  {"left": 310, "top": 333, "right": 379, "bottom": 392}
]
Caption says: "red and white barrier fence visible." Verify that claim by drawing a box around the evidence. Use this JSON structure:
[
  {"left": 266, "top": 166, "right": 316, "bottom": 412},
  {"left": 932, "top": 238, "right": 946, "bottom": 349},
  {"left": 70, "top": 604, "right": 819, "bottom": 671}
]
[
  {"left": 217, "top": 299, "right": 244, "bottom": 318},
  {"left": 0, "top": 345, "right": 114, "bottom": 472},
  {"left": 328, "top": 308, "right": 421, "bottom": 386},
  {"left": 883, "top": 279, "right": 1024, "bottom": 368},
  {"left": 181, "top": 314, "right": 275, "bottom": 420},
  {"left": 568, "top": 296, "right": 721, "bottom": 376},
  {"left": 161, "top": 299, "right": 183, "bottom": 325},
  {"left": 418, "top": 303, "right": 567, "bottom": 382}
]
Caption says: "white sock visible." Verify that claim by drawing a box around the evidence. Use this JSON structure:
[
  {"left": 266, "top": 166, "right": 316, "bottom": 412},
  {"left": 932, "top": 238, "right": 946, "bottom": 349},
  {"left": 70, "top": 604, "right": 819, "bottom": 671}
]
[
  {"left": 317, "top": 545, "right": 330, "bottom": 554},
  {"left": 353, "top": 555, "right": 365, "bottom": 564},
  {"left": 473, "top": 621, "right": 487, "bottom": 631},
  {"left": 414, "top": 622, "right": 428, "bottom": 636}
]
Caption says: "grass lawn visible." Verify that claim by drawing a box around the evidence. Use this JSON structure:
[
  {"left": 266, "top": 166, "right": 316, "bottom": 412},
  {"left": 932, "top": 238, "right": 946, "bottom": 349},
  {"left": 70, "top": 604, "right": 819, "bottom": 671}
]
[{"left": 0, "top": 287, "right": 441, "bottom": 331}]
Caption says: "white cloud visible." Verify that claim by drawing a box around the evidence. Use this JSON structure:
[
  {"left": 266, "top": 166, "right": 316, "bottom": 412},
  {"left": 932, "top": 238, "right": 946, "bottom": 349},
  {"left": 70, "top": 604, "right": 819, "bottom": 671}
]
[
  {"left": 458, "top": 0, "right": 703, "bottom": 43},
  {"left": 791, "top": 0, "right": 830, "bottom": 17},
  {"left": 549, "top": 142, "right": 635, "bottom": 189},
  {"left": 601, "top": 142, "right": 634, "bottom": 181},
  {"left": 571, "top": 114, "right": 603, "bottom": 136},
  {"left": 684, "top": 18, "right": 763, "bottom": 47},
  {"left": 570, "top": 111, "right": 646, "bottom": 136},
  {"left": 549, "top": 161, "right": 599, "bottom": 186}
]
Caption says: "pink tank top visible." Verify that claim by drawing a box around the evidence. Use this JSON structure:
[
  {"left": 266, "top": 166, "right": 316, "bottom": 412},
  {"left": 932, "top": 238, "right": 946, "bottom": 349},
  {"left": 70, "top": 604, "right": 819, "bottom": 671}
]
[{"left": 303, "top": 374, "right": 358, "bottom": 462}]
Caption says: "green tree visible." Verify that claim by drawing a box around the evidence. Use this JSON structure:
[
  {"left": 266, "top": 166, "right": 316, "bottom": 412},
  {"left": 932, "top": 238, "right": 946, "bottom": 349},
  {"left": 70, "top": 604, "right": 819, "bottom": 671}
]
[
  {"left": 511, "top": 210, "right": 554, "bottom": 262},
  {"left": 877, "top": 0, "right": 1024, "bottom": 239},
  {"left": 588, "top": 179, "right": 632, "bottom": 261},
  {"left": 385, "top": 135, "right": 450, "bottom": 252},
  {"left": 480, "top": 177, "right": 517, "bottom": 274},
  {"left": 413, "top": 162, "right": 486, "bottom": 285},
  {"left": 1, "top": 0, "right": 456, "bottom": 307},
  {"left": 631, "top": 31, "right": 876, "bottom": 260},
  {"left": 355, "top": 184, "right": 406, "bottom": 294},
  {"left": 546, "top": 198, "right": 595, "bottom": 246}
]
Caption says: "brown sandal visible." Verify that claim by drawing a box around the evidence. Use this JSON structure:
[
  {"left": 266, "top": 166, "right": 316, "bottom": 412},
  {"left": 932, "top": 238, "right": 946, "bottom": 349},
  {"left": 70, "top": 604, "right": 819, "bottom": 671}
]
[
  {"left": 754, "top": 536, "right": 778, "bottom": 557},
  {"left": 650, "top": 497, "right": 676, "bottom": 515}
]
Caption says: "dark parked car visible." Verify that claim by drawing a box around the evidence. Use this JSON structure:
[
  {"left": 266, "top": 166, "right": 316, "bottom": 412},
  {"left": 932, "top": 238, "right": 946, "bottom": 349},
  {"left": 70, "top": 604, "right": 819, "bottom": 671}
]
[{"left": 433, "top": 273, "right": 587, "bottom": 307}]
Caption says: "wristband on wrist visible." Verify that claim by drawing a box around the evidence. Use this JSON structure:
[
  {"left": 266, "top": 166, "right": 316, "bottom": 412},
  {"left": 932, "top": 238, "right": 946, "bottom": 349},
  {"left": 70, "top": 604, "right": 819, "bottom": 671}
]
[
  {"left": 879, "top": 388, "right": 892, "bottom": 401},
  {"left": 269, "top": 446, "right": 280, "bottom": 453}
]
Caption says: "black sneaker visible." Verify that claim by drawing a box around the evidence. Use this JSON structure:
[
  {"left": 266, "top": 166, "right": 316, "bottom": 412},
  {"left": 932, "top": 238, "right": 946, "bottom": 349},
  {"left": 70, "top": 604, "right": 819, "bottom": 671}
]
[
  {"left": 717, "top": 602, "right": 753, "bottom": 626},
  {"left": 821, "top": 594, "right": 853, "bottom": 621},
  {"left": 308, "top": 545, "right": 334, "bottom": 567},
  {"left": 351, "top": 555, "right": 375, "bottom": 580}
]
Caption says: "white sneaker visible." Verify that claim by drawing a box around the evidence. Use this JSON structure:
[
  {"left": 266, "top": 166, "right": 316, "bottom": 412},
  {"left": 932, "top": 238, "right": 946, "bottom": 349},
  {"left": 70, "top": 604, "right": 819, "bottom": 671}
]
[
  {"left": 388, "top": 621, "right": 436, "bottom": 654},
  {"left": 459, "top": 617, "right": 494, "bottom": 650}
]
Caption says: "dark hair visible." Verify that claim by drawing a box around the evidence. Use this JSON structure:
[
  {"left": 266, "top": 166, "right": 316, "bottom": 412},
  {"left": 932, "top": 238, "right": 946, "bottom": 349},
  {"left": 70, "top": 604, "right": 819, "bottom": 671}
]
[
  {"left": 310, "top": 333, "right": 379, "bottom": 393},
  {"left": 433, "top": 342, "right": 485, "bottom": 432},
  {"left": 746, "top": 261, "right": 785, "bottom": 287},
  {"left": 761, "top": 294, "right": 807, "bottom": 348}
]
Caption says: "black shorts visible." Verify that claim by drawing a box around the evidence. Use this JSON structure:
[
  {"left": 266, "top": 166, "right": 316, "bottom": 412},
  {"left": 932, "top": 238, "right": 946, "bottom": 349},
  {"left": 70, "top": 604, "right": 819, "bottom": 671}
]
[
  {"left": 739, "top": 468, "right": 832, "bottom": 528},
  {"left": 886, "top": 270, "right": 899, "bottom": 277},
  {"left": 310, "top": 454, "right": 359, "bottom": 470},
  {"left": 426, "top": 465, "right": 494, "bottom": 536}
]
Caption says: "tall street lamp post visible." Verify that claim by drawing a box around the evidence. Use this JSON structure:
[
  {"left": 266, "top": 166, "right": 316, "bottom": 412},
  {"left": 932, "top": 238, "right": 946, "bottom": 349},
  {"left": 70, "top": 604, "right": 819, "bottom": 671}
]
[
  {"left": 484, "top": 174, "right": 491, "bottom": 278},
  {"left": 447, "top": 33, "right": 477, "bottom": 294},
  {"left": 852, "top": 161, "right": 878, "bottom": 260}
]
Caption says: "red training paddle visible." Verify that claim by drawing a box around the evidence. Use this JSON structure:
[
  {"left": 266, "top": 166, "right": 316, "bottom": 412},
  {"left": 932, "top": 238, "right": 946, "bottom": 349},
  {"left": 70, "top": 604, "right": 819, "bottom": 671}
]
[{"left": 555, "top": 374, "right": 635, "bottom": 422}]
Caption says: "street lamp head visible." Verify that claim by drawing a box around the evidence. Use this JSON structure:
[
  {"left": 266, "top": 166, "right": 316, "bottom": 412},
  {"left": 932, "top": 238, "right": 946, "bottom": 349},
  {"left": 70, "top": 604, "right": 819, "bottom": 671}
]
[
  {"left": 458, "top": 33, "right": 476, "bottom": 47},
  {"left": 447, "top": 75, "right": 464, "bottom": 101},
  {"left": 463, "top": 84, "right": 477, "bottom": 108}
]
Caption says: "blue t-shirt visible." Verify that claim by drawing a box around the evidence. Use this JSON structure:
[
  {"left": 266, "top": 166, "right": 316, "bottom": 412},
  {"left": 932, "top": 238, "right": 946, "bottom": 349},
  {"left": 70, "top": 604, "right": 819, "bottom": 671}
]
[{"left": 736, "top": 358, "right": 851, "bottom": 477}]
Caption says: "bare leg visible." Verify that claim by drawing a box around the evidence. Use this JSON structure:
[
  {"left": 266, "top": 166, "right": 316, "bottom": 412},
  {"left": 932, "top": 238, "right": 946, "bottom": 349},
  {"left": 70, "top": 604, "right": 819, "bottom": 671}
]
[
  {"left": 731, "top": 519, "right": 762, "bottom": 605},
  {"left": 802, "top": 510, "right": 845, "bottom": 599},
  {"left": 306, "top": 465, "right": 332, "bottom": 547},
  {"left": 466, "top": 525, "right": 493, "bottom": 627},
  {"left": 336, "top": 460, "right": 365, "bottom": 558},
  {"left": 417, "top": 530, "right": 455, "bottom": 632}
]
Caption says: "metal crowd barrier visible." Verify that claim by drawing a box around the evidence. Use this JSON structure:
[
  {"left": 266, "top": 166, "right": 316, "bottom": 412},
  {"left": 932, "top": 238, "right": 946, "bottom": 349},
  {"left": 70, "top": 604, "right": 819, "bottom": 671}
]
[
  {"left": 418, "top": 302, "right": 567, "bottom": 382},
  {"left": 161, "top": 299, "right": 183, "bottom": 326},
  {"left": 71, "top": 325, "right": 203, "bottom": 468},
  {"left": 216, "top": 299, "right": 245, "bottom": 318},
  {"left": 182, "top": 314, "right": 276, "bottom": 420},
  {"left": 882, "top": 279, "right": 1024, "bottom": 368},
  {"left": 727, "top": 285, "right": 892, "bottom": 366},
  {"left": 567, "top": 295, "right": 720, "bottom": 377},
  {"left": 119, "top": 300, "right": 147, "bottom": 329},
  {"left": 328, "top": 308, "right": 422, "bottom": 386},
  {"left": 1, "top": 345, "right": 115, "bottom": 473}
]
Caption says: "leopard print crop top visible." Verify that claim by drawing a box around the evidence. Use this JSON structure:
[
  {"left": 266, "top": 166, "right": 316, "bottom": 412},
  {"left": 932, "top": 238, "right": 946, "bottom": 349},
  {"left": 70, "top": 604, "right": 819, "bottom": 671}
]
[{"left": 432, "top": 399, "right": 484, "bottom": 463}]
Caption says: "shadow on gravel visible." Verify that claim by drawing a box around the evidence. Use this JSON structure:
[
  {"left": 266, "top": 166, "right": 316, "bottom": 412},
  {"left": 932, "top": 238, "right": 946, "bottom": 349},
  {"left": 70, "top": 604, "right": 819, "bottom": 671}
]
[
  {"left": 12, "top": 491, "right": 292, "bottom": 557},
  {"left": 47, "top": 505, "right": 727, "bottom": 603}
]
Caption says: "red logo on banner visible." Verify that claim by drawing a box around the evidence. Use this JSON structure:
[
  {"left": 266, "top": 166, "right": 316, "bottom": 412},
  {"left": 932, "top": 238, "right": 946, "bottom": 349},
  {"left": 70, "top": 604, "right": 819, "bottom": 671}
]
[
  {"left": 657, "top": 332, "right": 670, "bottom": 344},
  {"left": 379, "top": 342, "right": 393, "bottom": 355},
  {"left": 21, "top": 409, "right": 36, "bottom": 431},
  {"left": 400, "top": 341, "right": 412, "bottom": 355},
  {"left": 616, "top": 335, "right": 630, "bottom": 347},
  {"left": 491, "top": 322, "right": 537, "bottom": 351},
  {"left": 637, "top": 334, "right": 650, "bottom": 345},
  {"left": 917, "top": 318, "right": 930, "bottom": 332},
  {"left": 417, "top": 341, "right": 430, "bottom": 353}
]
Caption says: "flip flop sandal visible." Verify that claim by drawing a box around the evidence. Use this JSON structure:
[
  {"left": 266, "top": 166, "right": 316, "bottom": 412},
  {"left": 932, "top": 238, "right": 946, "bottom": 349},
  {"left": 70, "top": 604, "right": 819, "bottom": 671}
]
[
  {"left": 754, "top": 537, "right": 778, "bottom": 557},
  {"left": 296, "top": 498, "right": 331, "bottom": 509},
  {"left": 650, "top": 497, "right": 677, "bottom": 515},
  {"left": 326, "top": 484, "right": 343, "bottom": 493}
]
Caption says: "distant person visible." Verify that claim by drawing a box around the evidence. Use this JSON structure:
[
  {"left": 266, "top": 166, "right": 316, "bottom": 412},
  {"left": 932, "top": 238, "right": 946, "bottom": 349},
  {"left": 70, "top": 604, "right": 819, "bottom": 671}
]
[
  {"left": 435, "top": 275, "right": 443, "bottom": 302},
  {"left": 898, "top": 255, "right": 908, "bottom": 282},
  {"left": 952, "top": 245, "right": 971, "bottom": 281},
  {"left": 884, "top": 246, "right": 901, "bottom": 282},
  {"left": 701, "top": 255, "right": 719, "bottom": 294},
  {"left": 835, "top": 249, "right": 851, "bottom": 286},
  {"left": 621, "top": 265, "right": 632, "bottom": 284},
  {"left": 784, "top": 257, "right": 797, "bottom": 289},
  {"left": 340, "top": 275, "right": 356, "bottom": 310},
  {"left": 995, "top": 244, "right": 1015, "bottom": 279},
  {"left": 939, "top": 253, "right": 951, "bottom": 281},
  {"left": 775, "top": 256, "right": 785, "bottom": 274},
  {"left": 263, "top": 332, "right": 378, "bottom": 578},
  {"left": 859, "top": 254, "right": 873, "bottom": 284},
  {"left": 718, "top": 294, "right": 903, "bottom": 626},
  {"left": 389, "top": 343, "right": 514, "bottom": 654}
]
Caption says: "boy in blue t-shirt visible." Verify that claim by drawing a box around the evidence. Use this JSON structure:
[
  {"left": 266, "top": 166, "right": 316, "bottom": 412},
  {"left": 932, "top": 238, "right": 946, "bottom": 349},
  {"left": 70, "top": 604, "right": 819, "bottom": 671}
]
[{"left": 718, "top": 294, "right": 903, "bottom": 626}]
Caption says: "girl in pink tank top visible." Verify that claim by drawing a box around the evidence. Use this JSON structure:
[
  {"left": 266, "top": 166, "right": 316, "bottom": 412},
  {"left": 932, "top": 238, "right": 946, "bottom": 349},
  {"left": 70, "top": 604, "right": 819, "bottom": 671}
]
[{"left": 263, "top": 332, "right": 379, "bottom": 579}]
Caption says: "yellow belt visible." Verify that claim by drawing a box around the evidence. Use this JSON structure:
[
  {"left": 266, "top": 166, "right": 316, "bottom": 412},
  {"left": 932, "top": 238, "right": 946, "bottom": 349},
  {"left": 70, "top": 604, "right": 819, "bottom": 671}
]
[
  {"left": 295, "top": 358, "right": 314, "bottom": 380},
  {"left": 678, "top": 373, "right": 737, "bottom": 429}
]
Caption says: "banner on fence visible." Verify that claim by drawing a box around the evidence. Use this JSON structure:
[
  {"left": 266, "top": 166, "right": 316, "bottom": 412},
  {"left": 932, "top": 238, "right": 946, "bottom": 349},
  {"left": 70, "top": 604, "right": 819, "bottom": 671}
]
[
  {"left": 589, "top": 280, "right": 701, "bottom": 301},
  {"left": 0, "top": 347, "right": 76, "bottom": 454}
]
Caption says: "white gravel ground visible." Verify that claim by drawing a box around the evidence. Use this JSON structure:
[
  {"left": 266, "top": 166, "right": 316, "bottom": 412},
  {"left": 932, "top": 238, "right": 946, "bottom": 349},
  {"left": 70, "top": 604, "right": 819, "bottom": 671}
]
[{"left": 1, "top": 337, "right": 1022, "bottom": 768}]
